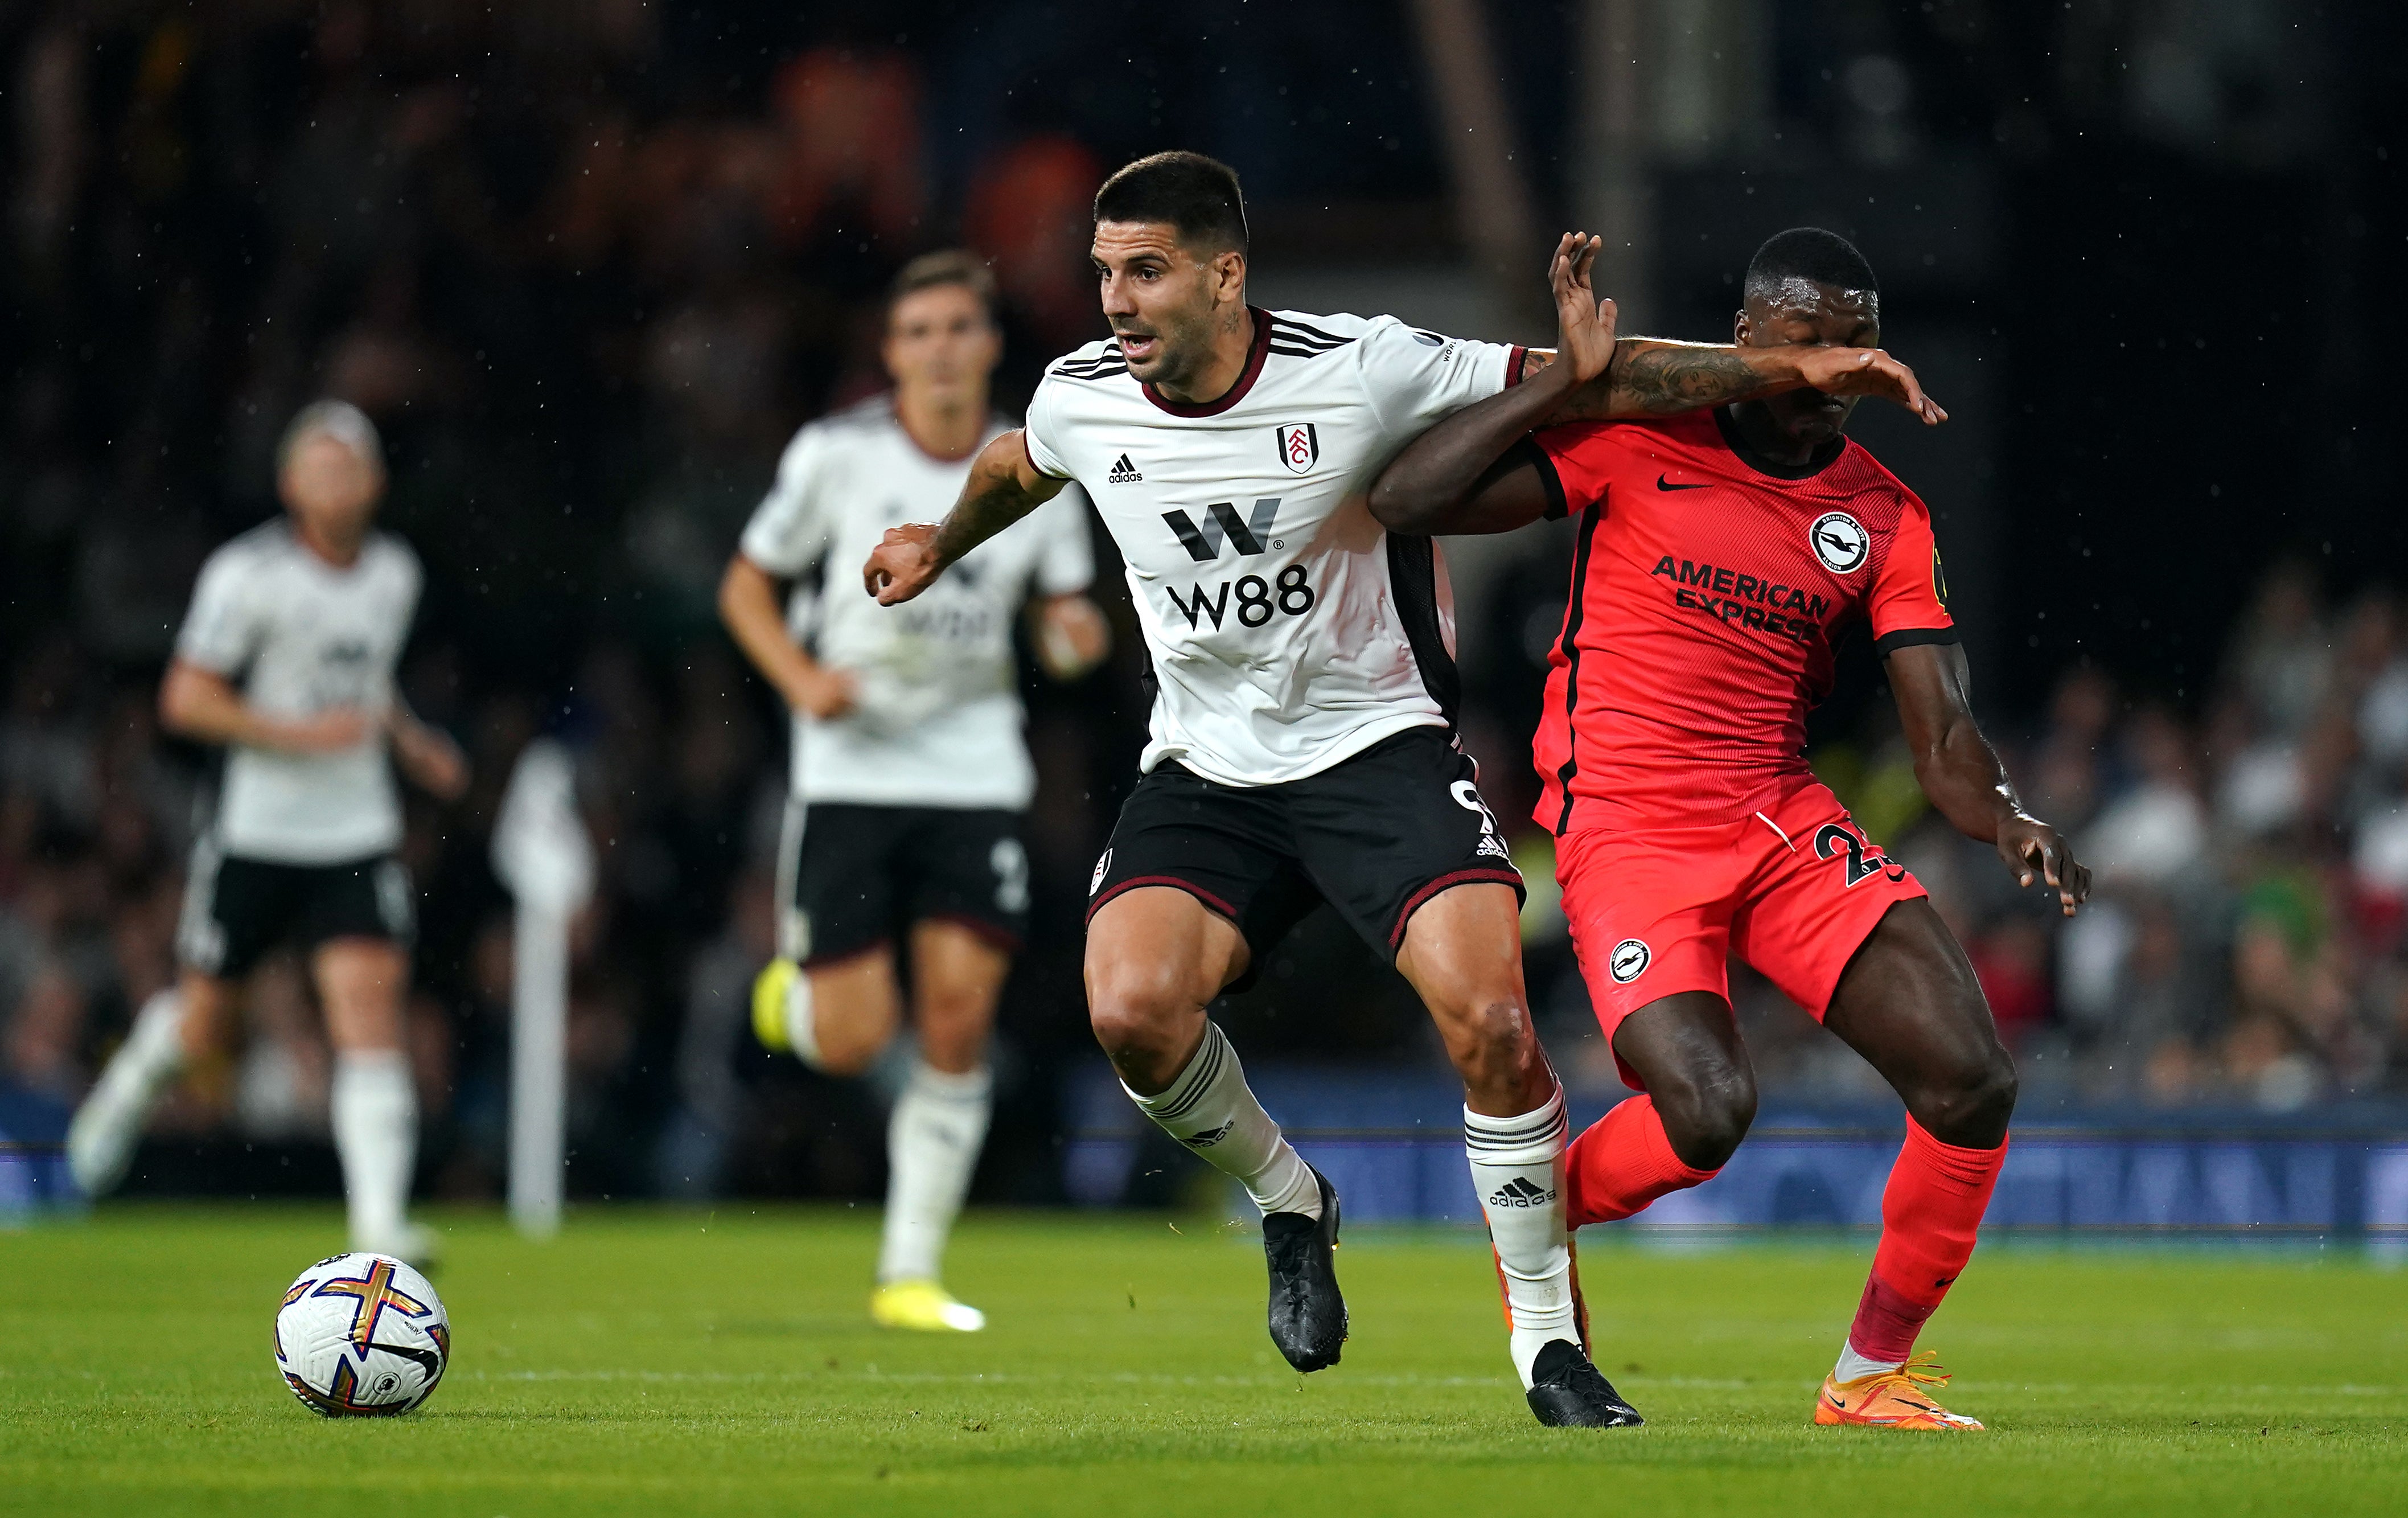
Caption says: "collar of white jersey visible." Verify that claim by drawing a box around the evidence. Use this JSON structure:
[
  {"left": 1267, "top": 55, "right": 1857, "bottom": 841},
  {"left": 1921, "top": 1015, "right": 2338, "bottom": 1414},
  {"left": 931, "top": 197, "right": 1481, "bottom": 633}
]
[{"left": 1140, "top": 306, "right": 1274, "bottom": 419}]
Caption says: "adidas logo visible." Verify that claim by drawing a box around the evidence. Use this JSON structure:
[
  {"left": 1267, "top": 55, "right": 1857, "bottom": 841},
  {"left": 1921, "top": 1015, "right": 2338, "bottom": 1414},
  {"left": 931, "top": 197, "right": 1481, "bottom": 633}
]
[
  {"left": 1181, "top": 1121, "right": 1233, "bottom": 1148},
  {"left": 1106, "top": 453, "right": 1143, "bottom": 484},
  {"left": 1486, "top": 1176, "right": 1556, "bottom": 1209}
]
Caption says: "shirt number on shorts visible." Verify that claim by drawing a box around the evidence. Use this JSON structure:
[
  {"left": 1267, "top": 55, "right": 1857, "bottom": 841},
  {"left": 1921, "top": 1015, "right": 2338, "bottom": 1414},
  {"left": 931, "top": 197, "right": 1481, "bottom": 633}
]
[
  {"left": 1164, "top": 566, "right": 1314, "bottom": 630},
  {"left": 1450, "top": 780, "right": 1511, "bottom": 862},
  {"left": 992, "top": 838, "right": 1030, "bottom": 913},
  {"left": 1813, "top": 823, "right": 1905, "bottom": 887}
]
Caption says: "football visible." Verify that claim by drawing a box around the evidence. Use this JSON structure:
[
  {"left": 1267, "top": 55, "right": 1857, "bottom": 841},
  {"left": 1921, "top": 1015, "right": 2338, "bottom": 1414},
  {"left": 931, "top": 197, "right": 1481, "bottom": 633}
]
[{"left": 273, "top": 1253, "right": 450, "bottom": 1417}]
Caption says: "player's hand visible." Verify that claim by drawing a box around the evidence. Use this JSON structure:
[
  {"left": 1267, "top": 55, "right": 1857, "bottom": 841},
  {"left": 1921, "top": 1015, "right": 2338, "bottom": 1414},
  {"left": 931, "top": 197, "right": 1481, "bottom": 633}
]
[
  {"left": 1998, "top": 815, "right": 2089, "bottom": 916},
  {"left": 277, "top": 708, "right": 371, "bottom": 754},
  {"left": 790, "top": 666, "right": 859, "bottom": 720},
  {"left": 1035, "top": 594, "right": 1111, "bottom": 681},
  {"left": 392, "top": 719, "right": 471, "bottom": 802},
  {"left": 1548, "top": 232, "right": 1618, "bottom": 384},
  {"left": 864, "top": 523, "right": 944, "bottom": 606},
  {"left": 1794, "top": 347, "right": 1947, "bottom": 425}
]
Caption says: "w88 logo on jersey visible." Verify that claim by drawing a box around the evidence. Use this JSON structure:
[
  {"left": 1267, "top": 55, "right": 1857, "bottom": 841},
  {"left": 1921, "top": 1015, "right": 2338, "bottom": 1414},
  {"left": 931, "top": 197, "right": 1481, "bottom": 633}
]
[{"left": 1164, "top": 567, "right": 1315, "bottom": 630}]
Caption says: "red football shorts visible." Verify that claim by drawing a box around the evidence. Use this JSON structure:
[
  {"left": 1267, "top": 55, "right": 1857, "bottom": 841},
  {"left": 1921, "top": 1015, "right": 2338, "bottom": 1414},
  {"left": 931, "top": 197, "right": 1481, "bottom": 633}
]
[{"left": 1557, "top": 777, "right": 1928, "bottom": 1090}]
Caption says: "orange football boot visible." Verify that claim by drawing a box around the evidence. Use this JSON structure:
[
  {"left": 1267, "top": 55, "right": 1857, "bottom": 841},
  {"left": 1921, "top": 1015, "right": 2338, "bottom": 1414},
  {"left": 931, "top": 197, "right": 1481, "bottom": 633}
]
[{"left": 1813, "top": 1351, "right": 1986, "bottom": 1430}]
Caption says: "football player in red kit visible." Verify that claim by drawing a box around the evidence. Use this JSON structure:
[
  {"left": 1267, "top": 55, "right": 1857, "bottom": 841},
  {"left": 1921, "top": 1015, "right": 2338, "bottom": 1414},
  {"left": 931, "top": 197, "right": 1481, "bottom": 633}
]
[{"left": 1370, "top": 228, "right": 2089, "bottom": 1431}]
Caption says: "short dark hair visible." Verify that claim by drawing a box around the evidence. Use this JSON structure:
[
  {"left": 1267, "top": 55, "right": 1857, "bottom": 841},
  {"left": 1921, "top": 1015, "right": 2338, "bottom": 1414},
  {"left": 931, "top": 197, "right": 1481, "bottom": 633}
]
[
  {"left": 1744, "top": 228, "right": 1879, "bottom": 302},
  {"left": 887, "top": 249, "right": 998, "bottom": 325},
  {"left": 1092, "top": 151, "right": 1248, "bottom": 255}
]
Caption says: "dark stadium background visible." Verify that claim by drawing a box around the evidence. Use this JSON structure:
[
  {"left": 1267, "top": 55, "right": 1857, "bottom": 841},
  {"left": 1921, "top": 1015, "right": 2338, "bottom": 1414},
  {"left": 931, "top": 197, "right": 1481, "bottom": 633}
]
[{"left": 3, "top": 1, "right": 2403, "bottom": 1213}]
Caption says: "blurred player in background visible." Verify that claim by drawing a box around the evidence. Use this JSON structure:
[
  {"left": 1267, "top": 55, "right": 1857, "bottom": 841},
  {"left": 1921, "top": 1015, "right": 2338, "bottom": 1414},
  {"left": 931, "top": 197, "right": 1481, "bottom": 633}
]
[
  {"left": 68, "top": 401, "right": 467, "bottom": 1265},
  {"left": 864, "top": 156, "right": 1939, "bottom": 1423},
  {"left": 1370, "top": 228, "right": 2084, "bottom": 1430},
  {"left": 721, "top": 251, "right": 1109, "bottom": 1333}
]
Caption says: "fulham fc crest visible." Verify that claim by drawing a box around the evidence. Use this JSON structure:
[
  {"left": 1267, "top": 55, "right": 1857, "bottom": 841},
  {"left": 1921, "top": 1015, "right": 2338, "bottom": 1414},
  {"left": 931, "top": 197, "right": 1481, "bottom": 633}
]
[
  {"left": 1274, "top": 422, "right": 1320, "bottom": 474},
  {"left": 1809, "top": 511, "right": 1869, "bottom": 574}
]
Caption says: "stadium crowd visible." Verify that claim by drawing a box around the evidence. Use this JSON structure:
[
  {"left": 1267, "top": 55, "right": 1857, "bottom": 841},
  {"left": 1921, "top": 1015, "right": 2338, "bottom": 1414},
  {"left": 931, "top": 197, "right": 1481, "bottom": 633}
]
[{"left": 3, "top": 2, "right": 2396, "bottom": 1206}]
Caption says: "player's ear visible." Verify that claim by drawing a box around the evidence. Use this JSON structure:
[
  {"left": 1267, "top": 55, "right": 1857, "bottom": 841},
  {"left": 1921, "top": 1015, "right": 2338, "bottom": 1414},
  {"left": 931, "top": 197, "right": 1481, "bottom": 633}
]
[
  {"left": 1733, "top": 308, "right": 1752, "bottom": 346},
  {"left": 1214, "top": 248, "right": 1246, "bottom": 303}
]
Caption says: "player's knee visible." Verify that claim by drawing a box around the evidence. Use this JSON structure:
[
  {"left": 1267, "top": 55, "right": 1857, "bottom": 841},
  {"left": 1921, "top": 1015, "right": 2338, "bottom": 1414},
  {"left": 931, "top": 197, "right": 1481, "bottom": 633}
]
[
  {"left": 1085, "top": 959, "right": 1203, "bottom": 1067},
  {"left": 1657, "top": 1059, "right": 1757, "bottom": 1171},
  {"left": 914, "top": 1000, "right": 991, "bottom": 1071},
  {"left": 1914, "top": 1047, "right": 2017, "bottom": 1147}
]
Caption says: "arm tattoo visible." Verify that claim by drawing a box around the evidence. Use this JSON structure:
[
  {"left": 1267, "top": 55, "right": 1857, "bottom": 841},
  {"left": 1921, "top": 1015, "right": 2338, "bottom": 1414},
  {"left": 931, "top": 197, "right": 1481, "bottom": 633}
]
[
  {"left": 931, "top": 473, "right": 1041, "bottom": 566},
  {"left": 1610, "top": 342, "right": 1765, "bottom": 413}
]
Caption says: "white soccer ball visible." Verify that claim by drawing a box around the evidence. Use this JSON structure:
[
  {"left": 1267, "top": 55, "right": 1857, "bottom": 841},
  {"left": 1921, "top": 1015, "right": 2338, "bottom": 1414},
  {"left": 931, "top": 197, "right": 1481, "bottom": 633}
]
[{"left": 273, "top": 1253, "right": 450, "bottom": 1417}]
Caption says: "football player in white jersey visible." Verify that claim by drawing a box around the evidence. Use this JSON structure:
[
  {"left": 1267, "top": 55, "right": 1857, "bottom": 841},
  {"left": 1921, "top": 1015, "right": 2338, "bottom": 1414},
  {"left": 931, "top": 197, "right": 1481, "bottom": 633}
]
[
  {"left": 866, "top": 154, "right": 1941, "bottom": 1423},
  {"left": 721, "top": 251, "right": 1109, "bottom": 1333},
  {"left": 69, "top": 401, "right": 468, "bottom": 1264}
]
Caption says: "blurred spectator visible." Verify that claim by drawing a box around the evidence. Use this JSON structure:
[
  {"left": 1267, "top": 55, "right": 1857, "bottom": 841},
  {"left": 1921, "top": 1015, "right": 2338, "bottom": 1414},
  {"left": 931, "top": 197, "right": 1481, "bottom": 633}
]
[{"left": 2081, "top": 705, "right": 2206, "bottom": 887}]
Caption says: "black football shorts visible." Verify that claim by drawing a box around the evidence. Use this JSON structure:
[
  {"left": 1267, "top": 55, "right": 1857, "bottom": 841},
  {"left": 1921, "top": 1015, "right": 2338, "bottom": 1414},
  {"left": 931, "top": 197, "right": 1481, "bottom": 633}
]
[
  {"left": 778, "top": 802, "right": 1030, "bottom": 967},
  {"left": 1084, "top": 726, "right": 1523, "bottom": 986},
  {"left": 176, "top": 842, "right": 415, "bottom": 979}
]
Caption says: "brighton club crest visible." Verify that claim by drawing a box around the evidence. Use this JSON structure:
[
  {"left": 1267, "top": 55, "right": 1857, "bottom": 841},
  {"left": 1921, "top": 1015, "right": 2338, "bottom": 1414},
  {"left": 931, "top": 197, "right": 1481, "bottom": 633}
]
[{"left": 1274, "top": 422, "right": 1320, "bottom": 474}]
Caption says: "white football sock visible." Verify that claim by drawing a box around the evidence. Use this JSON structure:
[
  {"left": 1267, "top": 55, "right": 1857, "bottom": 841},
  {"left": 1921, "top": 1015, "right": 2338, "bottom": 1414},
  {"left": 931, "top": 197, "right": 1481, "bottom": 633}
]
[
  {"left": 877, "top": 1060, "right": 992, "bottom": 1285},
  {"left": 67, "top": 988, "right": 187, "bottom": 1196},
  {"left": 782, "top": 967, "right": 825, "bottom": 1070},
  {"left": 331, "top": 1050, "right": 418, "bottom": 1249},
  {"left": 1123, "top": 1021, "right": 1320, "bottom": 1219},
  {"left": 1466, "top": 1085, "right": 1578, "bottom": 1389},
  {"left": 1834, "top": 1343, "right": 1905, "bottom": 1382}
]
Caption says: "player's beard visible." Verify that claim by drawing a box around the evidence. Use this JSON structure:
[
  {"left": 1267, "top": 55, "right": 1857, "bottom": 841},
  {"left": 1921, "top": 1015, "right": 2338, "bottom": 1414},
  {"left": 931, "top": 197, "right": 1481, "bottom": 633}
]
[{"left": 1115, "top": 302, "right": 1214, "bottom": 391}]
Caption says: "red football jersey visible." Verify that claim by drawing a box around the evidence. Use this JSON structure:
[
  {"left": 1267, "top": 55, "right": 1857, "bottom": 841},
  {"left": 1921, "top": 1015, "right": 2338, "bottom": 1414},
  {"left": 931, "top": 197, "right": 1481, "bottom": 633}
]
[{"left": 1529, "top": 408, "right": 1954, "bottom": 834}]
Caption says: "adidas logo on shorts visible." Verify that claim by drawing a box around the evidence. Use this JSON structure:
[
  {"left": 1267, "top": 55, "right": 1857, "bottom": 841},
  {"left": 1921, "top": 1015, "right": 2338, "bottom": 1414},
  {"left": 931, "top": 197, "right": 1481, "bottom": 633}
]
[
  {"left": 1486, "top": 1176, "right": 1556, "bottom": 1209},
  {"left": 1107, "top": 453, "right": 1143, "bottom": 484}
]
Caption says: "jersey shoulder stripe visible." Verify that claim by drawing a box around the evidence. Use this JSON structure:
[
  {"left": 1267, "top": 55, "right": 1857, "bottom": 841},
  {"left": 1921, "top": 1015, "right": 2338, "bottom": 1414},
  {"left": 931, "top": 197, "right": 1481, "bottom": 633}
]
[
  {"left": 1046, "top": 337, "right": 1127, "bottom": 379},
  {"left": 1266, "top": 318, "right": 1355, "bottom": 352},
  {"left": 1264, "top": 311, "right": 1369, "bottom": 346}
]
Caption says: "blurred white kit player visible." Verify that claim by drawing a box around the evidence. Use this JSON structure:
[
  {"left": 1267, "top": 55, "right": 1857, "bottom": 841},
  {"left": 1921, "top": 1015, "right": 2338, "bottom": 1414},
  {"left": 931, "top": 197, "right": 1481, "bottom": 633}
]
[
  {"left": 68, "top": 400, "right": 467, "bottom": 1266},
  {"left": 720, "top": 250, "right": 1107, "bottom": 1334}
]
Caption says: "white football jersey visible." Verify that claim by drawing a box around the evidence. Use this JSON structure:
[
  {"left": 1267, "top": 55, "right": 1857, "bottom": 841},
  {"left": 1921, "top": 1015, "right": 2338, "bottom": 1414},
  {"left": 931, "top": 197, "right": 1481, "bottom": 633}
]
[
  {"left": 174, "top": 522, "right": 421, "bottom": 863},
  {"left": 1025, "top": 308, "right": 1524, "bottom": 786},
  {"left": 741, "top": 395, "right": 1095, "bottom": 810}
]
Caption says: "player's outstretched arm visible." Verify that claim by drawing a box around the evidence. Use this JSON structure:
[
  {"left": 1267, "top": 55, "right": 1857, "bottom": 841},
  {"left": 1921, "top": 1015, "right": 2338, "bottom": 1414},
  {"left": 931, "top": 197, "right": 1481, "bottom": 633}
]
[
  {"left": 1887, "top": 641, "right": 2090, "bottom": 916},
  {"left": 864, "top": 430, "right": 1067, "bottom": 606},
  {"left": 1540, "top": 339, "right": 1943, "bottom": 425},
  {"left": 1033, "top": 593, "right": 1111, "bottom": 681},
  {"left": 388, "top": 700, "right": 470, "bottom": 802},
  {"left": 718, "top": 553, "right": 858, "bottom": 719},
  {"left": 159, "top": 659, "right": 368, "bottom": 756},
  {"left": 1369, "top": 232, "right": 1618, "bottom": 536}
]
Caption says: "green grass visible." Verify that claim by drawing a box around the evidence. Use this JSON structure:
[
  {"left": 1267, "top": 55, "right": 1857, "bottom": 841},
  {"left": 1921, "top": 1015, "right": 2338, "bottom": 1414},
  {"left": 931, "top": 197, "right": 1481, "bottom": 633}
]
[{"left": 3, "top": 1207, "right": 2402, "bottom": 1516}]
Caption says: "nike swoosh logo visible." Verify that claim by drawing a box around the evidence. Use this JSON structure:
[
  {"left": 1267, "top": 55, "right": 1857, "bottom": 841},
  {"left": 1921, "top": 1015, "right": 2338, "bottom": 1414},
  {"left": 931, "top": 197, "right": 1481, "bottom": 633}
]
[
  {"left": 368, "top": 1340, "right": 443, "bottom": 1375},
  {"left": 1657, "top": 474, "right": 1708, "bottom": 491}
]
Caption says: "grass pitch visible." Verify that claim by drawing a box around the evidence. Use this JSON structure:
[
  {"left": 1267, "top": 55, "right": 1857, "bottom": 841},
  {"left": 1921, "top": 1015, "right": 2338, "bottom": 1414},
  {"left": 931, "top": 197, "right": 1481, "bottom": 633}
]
[{"left": 4, "top": 1207, "right": 2403, "bottom": 1516}]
